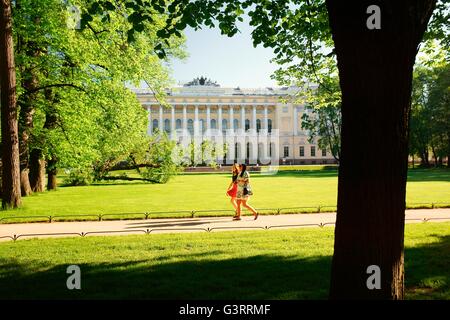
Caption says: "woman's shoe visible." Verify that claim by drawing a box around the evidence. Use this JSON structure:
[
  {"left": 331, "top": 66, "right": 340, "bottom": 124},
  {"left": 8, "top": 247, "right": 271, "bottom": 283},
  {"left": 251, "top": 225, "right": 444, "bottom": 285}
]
[
  {"left": 254, "top": 212, "right": 259, "bottom": 220},
  {"left": 233, "top": 216, "right": 241, "bottom": 221}
]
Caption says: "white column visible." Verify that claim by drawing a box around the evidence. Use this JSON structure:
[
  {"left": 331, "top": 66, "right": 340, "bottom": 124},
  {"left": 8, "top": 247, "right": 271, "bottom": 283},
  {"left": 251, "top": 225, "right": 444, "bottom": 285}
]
[
  {"left": 206, "top": 106, "right": 211, "bottom": 130},
  {"left": 264, "top": 106, "right": 269, "bottom": 131},
  {"left": 252, "top": 105, "right": 257, "bottom": 130},
  {"left": 194, "top": 105, "right": 199, "bottom": 136},
  {"left": 183, "top": 105, "right": 187, "bottom": 130},
  {"left": 171, "top": 105, "right": 175, "bottom": 133},
  {"left": 159, "top": 105, "right": 163, "bottom": 132},
  {"left": 293, "top": 106, "right": 298, "bottom": 135},
  {"left": 240, "top": 105, "right": 245, "bottom": 130},
  {"left": 147, "top": 106, "right": 152, "bottom": 135},
  {"left": 218, "top": 106, "right": 223, "bottom": 132},
  {"left": 229, "top": 106, "right": 234, "bottom": 133}
]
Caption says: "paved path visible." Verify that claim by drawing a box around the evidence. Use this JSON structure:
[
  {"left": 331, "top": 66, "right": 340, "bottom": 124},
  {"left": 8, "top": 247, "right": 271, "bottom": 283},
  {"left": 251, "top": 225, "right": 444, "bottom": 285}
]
[{"left": 1, "top": 209, "right": 449, "bottom": 241}]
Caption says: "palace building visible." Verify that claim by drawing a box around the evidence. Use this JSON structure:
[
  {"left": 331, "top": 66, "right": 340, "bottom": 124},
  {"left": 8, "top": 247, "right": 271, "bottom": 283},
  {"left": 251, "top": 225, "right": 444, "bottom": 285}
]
[{"left": 134, "top": 77, "right": 337, "bottom": 165}]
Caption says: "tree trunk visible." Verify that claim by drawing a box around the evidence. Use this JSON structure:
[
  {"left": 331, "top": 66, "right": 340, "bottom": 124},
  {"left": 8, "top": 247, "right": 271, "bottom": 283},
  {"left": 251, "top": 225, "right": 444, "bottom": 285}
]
[
  {"left": 29, "top": 148, "right": 45, "bottom": 192},
  {"left": 47, "top": 156, "right": 57, "bottom": 191},
  {"left": 431, "top": 145, "right": 438, "bottom": 167},
  {"left": 43, "top": 93, "right": 59, "bottom": 191},
  {"left": 326, "top": 0, "right": 436, "bottom": 299},
  {"left": 20, "top": 168, "right": 32, "bottom": 196},
  {"left": 0, "top": 0, "right": 21, "bottom": 209},
  {"left": 19, "top": 74, "right": 38, "bottom": 197}
]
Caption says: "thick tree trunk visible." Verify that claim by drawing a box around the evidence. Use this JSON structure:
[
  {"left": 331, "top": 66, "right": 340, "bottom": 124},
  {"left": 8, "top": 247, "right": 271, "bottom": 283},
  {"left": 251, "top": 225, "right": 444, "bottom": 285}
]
[
  {"left": 326, "top": 0, "right": 436, "bottom": 299},
  {"left": 47, "top": 156, "right": 57, "bottom": 191},
  {"left": 20, "top": 168, "right": 32, "bottom": 196},
  {"left": 0, "top": 0, "right": 21, "bottom": 209},
  {"left": 29, "top": 148, "right": 45, "bottom": 192}
]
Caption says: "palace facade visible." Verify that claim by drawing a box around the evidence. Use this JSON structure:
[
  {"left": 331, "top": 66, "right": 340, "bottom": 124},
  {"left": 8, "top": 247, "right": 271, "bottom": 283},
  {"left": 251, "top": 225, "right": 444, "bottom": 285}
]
[{"left": 134, "top": 79, "right": 337, "bottom": 165}]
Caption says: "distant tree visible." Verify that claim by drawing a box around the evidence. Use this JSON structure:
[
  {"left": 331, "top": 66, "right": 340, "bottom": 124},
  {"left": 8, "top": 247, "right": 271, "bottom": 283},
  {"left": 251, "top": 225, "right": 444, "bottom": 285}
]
[
  {"left": 410, "top": 43, "right": 449, "bottom": 167},
  {"left": 300, "top": 75, "right": 341, "bottom": 162}
]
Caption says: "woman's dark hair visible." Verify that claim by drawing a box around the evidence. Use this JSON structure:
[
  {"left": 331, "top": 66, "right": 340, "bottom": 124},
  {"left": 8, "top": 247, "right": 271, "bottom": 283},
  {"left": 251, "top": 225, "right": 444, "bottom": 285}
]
[{"left": 240, "top": 164, "right": 247, "bottom": 177}]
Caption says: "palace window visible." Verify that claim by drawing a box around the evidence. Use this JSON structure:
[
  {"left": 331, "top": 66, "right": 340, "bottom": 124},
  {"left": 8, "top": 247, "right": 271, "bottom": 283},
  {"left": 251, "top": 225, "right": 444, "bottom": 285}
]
[
  {"left": 187, "top": 119, "right": 194, "bottom": 135},
  {"left": 164, "top": 119, "right": 170, "bottom": 133},
  {"left": 233, "top": 119, "right": 239, "bottom": 130},
  {"left": 176, "top": 119, "right": 182, "bottom": 129},
  {"left": 152, "top": 119, "right": 158, "bottom": 133},
  {"left": 256, "top": 119, "right": 261, "bottom": 132},
  {"left": 322, "top": 149, "right": 327, "bottom": 157},
  {"left": 222, "top": 119, "right": 228, "bottom": 133},
  {"left": 284, "top": 146, "right": 289, "bottom": 158},
  {"left": 299, "top": 146, "right": 305, "bottom": 157},
  {"left": 200, "top": 119, "right": 205, "bottom": 133},
  {"left": 311, "top": 146, "right": 316, "bottom": 157},
  {"left": 211, "top": 119, "right": 217, "bottom": 129},
  {"left": 268, "top": 119, "right": 272, "bottom": 133},
  {"left": 245, "top": 119, "right": 250, "bottom": 131}
]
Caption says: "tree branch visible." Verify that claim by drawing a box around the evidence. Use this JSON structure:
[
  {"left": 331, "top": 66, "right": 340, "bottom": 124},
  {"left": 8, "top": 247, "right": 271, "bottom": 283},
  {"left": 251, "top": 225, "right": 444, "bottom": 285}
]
[{"left": 27, "top": 83, "right": 86, "bottom": 94}]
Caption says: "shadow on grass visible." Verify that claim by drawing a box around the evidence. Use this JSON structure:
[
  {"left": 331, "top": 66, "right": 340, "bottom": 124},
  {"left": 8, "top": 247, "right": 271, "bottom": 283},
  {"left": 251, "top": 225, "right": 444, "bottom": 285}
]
[
  {"left": 404, "top": 234, "right": 450, "bottom": 299},
  {"left": 0, "top": 254, "right": 331, "bottom": 300},
  {"left": 0, "top": 235, "right": 448, "bottom": 300},
  {"left": 406, "top": 168, "right": 450, "bottom": 182}
]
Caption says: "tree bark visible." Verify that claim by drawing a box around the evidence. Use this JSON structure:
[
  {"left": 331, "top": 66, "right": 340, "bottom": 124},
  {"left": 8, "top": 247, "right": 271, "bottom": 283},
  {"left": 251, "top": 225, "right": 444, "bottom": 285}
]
[
  {"left": 19, "top": 72, "right": 38, "bottom": 196},
  {"left": 46, "top": 156, "right": 57, "bottom": 190},
  {"left": 423, "top": 149, "right": 430, "bottom": 166},
  {"left": 20, "top": 168, "right": 32, "bottom": 195},
  {"left": 326, "top": 0, "right": 436, "bottom": 299},
  {"left": 431, "top": 145, "right": 438, "bottom": 167},
  {"left": 29, "top": 148, "right": 45, "bottom": 192},
  {"left": 43, "top": 89, "right": 59, "bottom": 191},
  {"left": 0, "top": 0, "right": 21, "bottom": 209}
]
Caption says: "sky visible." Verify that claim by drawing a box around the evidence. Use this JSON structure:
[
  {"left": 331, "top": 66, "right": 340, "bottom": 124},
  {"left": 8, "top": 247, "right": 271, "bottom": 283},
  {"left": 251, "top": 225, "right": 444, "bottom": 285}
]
[{"left": 168, "top": 19, "right": 280, "bottom": 89}]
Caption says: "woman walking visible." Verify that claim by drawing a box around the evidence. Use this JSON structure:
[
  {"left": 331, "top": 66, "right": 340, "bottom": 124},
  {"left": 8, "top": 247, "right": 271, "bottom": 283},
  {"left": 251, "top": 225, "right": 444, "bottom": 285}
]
[
  {"left": 234, "top": 164, "right": 258, "bottom": 220},
  {"left": 226, "top": 163, "right": 240, "bottom": 216}
]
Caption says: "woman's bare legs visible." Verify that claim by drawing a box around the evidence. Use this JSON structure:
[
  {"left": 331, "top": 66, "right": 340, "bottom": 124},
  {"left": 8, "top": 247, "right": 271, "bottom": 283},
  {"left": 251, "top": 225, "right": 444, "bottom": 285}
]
[
  {"left": 231, "top": 197, "right": 238, "bottom": 216},
  {"left": 234, "top": 200, "right": 242, "bottom": 219},
  {"left": 241, "top": 199, "right": 258, "bottom": 219}
]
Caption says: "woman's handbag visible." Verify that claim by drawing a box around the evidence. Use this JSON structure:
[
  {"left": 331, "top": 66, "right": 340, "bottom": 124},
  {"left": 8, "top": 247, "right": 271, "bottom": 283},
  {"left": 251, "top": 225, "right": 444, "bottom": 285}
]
[{"left": 243, "top": 186, "right": 253, "bottom": 196}]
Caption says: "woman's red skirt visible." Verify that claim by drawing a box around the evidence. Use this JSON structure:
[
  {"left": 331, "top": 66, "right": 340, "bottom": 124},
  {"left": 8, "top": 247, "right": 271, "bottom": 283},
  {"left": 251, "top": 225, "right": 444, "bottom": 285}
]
[{"left": 227, "top": 183, "right": 238, "bottom": 198}]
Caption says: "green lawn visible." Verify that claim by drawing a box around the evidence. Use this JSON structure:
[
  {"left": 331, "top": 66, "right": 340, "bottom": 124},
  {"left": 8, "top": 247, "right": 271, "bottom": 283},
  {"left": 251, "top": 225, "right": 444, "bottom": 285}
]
[
  {"left": 0, "top": 222, "right": 448, "bottom": 299},
  {"left": 1, "top": 168, "right": 449, "bottom": 223}
]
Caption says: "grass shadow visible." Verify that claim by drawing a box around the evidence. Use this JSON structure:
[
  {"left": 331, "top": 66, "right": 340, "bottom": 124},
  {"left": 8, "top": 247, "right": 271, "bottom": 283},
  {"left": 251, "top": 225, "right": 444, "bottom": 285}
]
[
  {"left": 406, "top": 168, "right": 450, "bottom": 182},
  {"left": 404, "top": 234, "right": 450, "bottom": 299},
  {"left": 0, "top": 253, "right": 331, "bottom": 300},
  {"left": 0, "top": 233, "right": 448, "bottom": 299}
]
